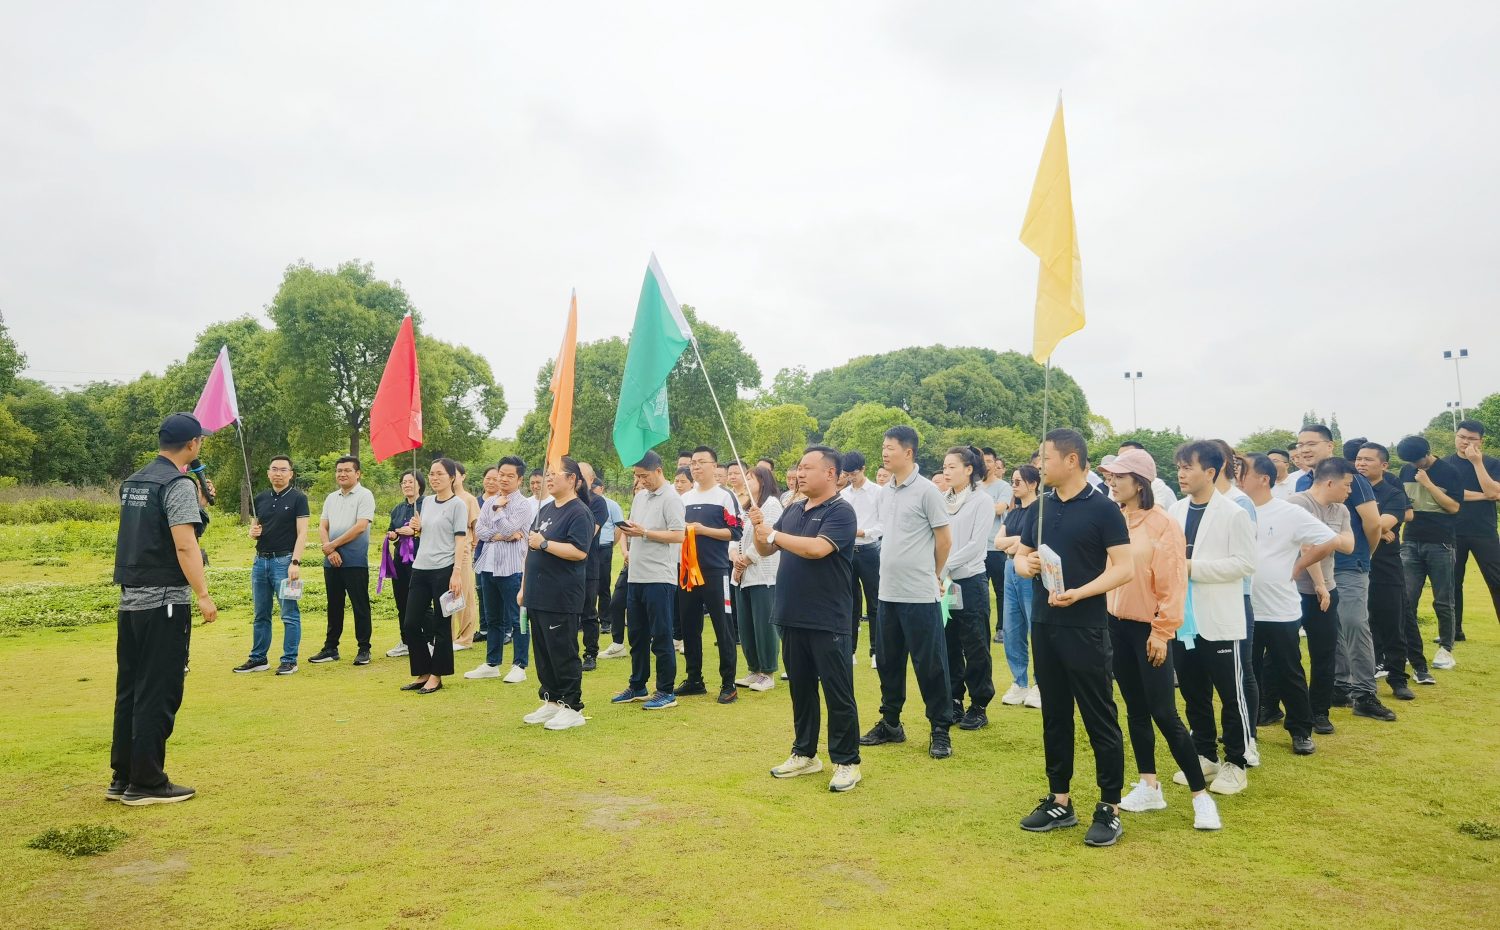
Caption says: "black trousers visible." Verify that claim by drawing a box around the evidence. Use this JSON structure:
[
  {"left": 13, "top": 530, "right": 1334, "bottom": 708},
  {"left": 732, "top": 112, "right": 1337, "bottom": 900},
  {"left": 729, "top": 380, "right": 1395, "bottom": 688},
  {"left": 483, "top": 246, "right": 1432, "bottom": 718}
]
[
  {"left": 323, "top": 565, "right": 372, "bottom": 652},
  {"left": 532, "top": 608, "right": 583, "bottom": 709},
  {"left": 1239, "top": 595, "right": 1259, "bottom": 735},
  {"left": 1455, "top": 533, "right": 1500, "bottom": 636},
  {"left": 944, "top": 574, "right": 995, "bottom": 711},
  {"left": 403, "top": 565, "right": 456, "bottom": 677},
  {"left": 783, "top": 626, "right": 861, "bottom": 765},
  {"left": 850, "top": 544, "right": 881, "bottom": 654},
  {"left": 1369, "top": 580, "right": 1413, "bottom": 687},
  {"left": 112, "top": 603, "right": 190, "bottom": 789},
  {"left": 1032, "top": 623, "right": 1125, "bottom": 804},
  {"left": 608, "top": 566, "right": 629, "bottom": 646},
  {"left": 581, "top": 546, "right": 606, "bottom": 656},
  {"left": 1255, "top": 620, "right": 1314, "bottom": 739},
  {"left": 1172, "top": 634, "right": 1249, "bottom": 768},
  {"left": 1302, "top": 591, "right": 1340, "bottom": 717},
  {"left": 985, "top": 550, "right": 1007, "bottom": 637},
  {"left": 1110, "top": 617, "right": 1205, "bottom": 790},
  {"left": 876, "top": 600, "right": 956, "bottom": 730},
  {"left": 392, "top": 558, "right": 414, "bottom": 628},
  {"left": 596, "top": 546, "right": 615, "bottom": 633},
  {"left": 679, "top": 570, "right": 737, "bottom": 690}
]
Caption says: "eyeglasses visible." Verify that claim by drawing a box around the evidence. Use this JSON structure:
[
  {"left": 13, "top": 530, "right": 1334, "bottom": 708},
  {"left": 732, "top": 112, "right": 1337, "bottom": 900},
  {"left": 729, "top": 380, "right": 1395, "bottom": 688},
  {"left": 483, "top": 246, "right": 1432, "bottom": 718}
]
[{"left": 268, "top": 467, "right": 292, "bottom": 473}]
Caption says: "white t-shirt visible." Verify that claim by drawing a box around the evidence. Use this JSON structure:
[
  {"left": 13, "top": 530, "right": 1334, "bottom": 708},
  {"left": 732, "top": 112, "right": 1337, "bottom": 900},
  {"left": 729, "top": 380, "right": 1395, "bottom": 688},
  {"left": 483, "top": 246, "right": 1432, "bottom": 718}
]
[{"left": 1250, "top": 498, "right": 1336, "bottom": 622}]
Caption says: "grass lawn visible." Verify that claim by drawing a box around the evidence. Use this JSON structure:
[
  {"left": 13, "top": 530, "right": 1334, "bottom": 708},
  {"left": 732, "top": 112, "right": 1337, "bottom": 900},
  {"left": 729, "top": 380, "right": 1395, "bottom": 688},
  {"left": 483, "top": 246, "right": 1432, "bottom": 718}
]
[{"left": 2, "top": 524, "right": 1498, "bottom": 930}]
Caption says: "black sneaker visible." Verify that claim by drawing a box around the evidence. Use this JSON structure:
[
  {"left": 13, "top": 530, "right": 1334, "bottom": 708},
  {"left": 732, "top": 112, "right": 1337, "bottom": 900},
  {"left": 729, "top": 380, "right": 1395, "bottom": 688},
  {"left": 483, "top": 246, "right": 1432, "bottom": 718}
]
[
  {"left": 504, "top": 632, "right": 514, "bottom": 644},
  {"left": 1083, "top": 803, "right": 1123, "bottom": 847},
  {"left": 1259, "top": 707, "right": 1284, "bottom": 726},
  {"left": 353, "top": 650, "right": 371, "bottom": 666},
  {"left": 958, "top": 707, "right": 989, "bottom": 731},
  {"left": 233, "top": 659, "right": 270, "bottom": 673},
  {"left": 308, "top": 649, "right": 340, "bottom": 664},
  {"left": 1331, "top": 690, "right": 1352, "bottom": 708},
  {"left": 276, "top": 662, "right": 299, "bottom": 675},
  {"left": 582, "top": 655, "right": 597, "bottom": 672},
  {"left": 1414, "top": 670, "right": 1437, "bottom": 685},
  {"left": 675, "top": 679, "right": 708, "bottom": 696},
  {"left": 1292, "top": 736, "right": 1316, "bottom": 755},
  {"left": 1312, "top": 714, "right": 1335, "bottom": 735},
  {"left": 121, "top": 781, "right": 196, "bottom": 806},
  {"left": 105, "top": 778, "right": 128, "bottom": 802},
  {"left": 717, "top": 687, "right": 738, "bottom": 704},
  {"left": 1352, "top": 698, "right": 1397, "bottom": 721},
  {"left": 474, "top": 631, "right": 488, "bottom": 642},
  {"left": 1455, "top": 630, "right": 1467, "bottom": 642},
  {"left": 858, "top": 720, "right": 907, "bottom": 746},
  {"left": 992, "top": 629, "right": 1005, "bottom": 644},
  {"left": 929, "top": 729, "right": 953, "bottom": 759},
  {"left": 1020, "top": 795, "right": 1077, "bottom": 832},
  {"left": 1390, "top": 682, "right": 1416, "bottom": 701}
]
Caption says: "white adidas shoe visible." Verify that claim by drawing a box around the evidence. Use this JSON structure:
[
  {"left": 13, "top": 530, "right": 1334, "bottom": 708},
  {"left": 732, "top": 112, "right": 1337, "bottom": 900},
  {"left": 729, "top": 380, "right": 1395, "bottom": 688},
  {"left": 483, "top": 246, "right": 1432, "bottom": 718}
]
[
  {"left": 502, "top": 665, "right": 528, "bottom": 683},
  {"left": 523, "top": 702, "right": 561, "bottom": 725},
  {"left": 543, "top": 706, "right": 586, "bottom": 730}
]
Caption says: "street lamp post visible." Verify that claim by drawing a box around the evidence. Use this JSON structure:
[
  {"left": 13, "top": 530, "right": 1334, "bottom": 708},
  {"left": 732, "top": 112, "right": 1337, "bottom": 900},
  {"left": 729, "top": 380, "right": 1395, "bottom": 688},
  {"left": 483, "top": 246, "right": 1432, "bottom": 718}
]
[
  {"left": 1446, "top": 401, "right": 1463, "bottom": 432},
  {"left": 1442, "top": 349, "right": 1469, "bottom": 417},
  {"left": 1123, "top": 371, "right": 1143, "bottom": 432}
]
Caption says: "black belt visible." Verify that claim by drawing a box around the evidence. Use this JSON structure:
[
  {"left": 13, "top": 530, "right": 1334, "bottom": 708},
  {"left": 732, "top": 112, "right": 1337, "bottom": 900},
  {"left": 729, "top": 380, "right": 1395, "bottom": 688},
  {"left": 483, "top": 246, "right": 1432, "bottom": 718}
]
[
  {"left": 855, "top": 542, "right": 881, "bottom": 551},
  {"left": 257, "top": 550, "right": 293, "bottom": 558}
]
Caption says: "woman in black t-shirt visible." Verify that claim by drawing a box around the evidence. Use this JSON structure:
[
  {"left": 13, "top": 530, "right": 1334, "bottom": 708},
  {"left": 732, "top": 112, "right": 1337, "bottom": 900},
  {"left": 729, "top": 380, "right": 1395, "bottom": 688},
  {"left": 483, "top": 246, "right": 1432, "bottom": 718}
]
[
  {"left": 995, "top": 465, "right": 1040, "bottom": 706},
  {"left": 519, "top": 457, "right": 597, "bottom": 731}
]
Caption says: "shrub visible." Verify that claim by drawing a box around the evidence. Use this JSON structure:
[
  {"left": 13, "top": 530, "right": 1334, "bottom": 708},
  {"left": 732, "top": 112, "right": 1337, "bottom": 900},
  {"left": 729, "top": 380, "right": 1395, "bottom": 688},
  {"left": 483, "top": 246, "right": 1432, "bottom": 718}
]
[{"left": 28, "top": 824, "right": 128, "bottom": 857}]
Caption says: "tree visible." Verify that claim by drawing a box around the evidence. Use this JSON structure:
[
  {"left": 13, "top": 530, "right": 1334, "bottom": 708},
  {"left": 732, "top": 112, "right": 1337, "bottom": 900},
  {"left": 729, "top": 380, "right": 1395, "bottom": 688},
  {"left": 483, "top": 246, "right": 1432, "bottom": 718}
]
[
  {"left": 267, "top": 260, "right": 421, "bottom": 457},
  {"left": 1237, "top": 427, "right": 1299, "bottom": 454},
  {"left": 0, "top": 401, "right": 36, "bottom": 475},
  {"left": 825, "top": 403, "right": 916, "bottom": 463},
  {"left": 933, "top": 425, "right": 1039, "bottom": 470},
  {"left": 413, "top": 337, "right": 507, "bottom": 462},
  {"left": 748, "top": 404, "right": 818, "bottom": 466},
  {"left": 5, "top": 380, "right": 92, "bottom": 483},
  {"left": 757, "top": 366, "right": 811, "bottom": 408},
  {"left": 1094, "top": 427, "right": 1192, "bottom": 493},
  {"left": 0, "top": 310, "right": 24, "bottom": 395}
]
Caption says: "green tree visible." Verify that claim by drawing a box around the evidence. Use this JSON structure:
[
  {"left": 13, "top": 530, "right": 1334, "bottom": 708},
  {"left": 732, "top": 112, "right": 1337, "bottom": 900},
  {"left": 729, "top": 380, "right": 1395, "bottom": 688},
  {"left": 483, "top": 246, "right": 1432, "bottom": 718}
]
[
  {"left": 1095, "top": 427, "right": 1192, "bottom": 493},
  {"left": 757, "top": 365, "right": 812, "bottom": 407},
  {"left": 0, "top": 401, "right": 37, "bottom": 475},
  {"left": 825, "top": 403, "right": 916, "bottom": 464},
  {"left": 413, "top": 337, "right": 507, "bottom": 462},
  {"left": 935, "top": 425, "right": 1039, "bottom": 469},
  {"left": 1237, "top": 427, "right": 1299, "bottom": 454},
  {"left": 0, "top": 310, "right": 24, "bottom": 395},
  {"left": 748, "top": 404, "right": 818, "bottom": 465},
  {"left": 5, "top": 380, "right": 92, "bottom": 483}
]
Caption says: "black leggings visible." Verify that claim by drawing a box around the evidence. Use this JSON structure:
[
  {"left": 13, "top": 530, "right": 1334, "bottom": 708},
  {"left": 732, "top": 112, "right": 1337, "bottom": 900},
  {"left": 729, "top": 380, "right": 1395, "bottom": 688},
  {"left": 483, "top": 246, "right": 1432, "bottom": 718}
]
[
  {"left": 1109, "top": 617, "right": 1205, "bottom": 790},
  {"left": 403, "top": 565, "right": 456, "bottom": 678}
]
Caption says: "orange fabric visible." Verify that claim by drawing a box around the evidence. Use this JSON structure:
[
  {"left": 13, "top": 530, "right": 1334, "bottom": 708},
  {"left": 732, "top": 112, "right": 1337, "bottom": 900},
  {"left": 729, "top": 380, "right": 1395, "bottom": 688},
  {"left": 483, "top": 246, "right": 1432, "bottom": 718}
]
[
  {"left": 679, "top": 524, "right": 704, "bottom": 590},
  {"left": 545, "top": 292, "right": 578, "bottom": 473},
  {"left": 1106, "top": 506, "right": 1187, "bottom": 649}
]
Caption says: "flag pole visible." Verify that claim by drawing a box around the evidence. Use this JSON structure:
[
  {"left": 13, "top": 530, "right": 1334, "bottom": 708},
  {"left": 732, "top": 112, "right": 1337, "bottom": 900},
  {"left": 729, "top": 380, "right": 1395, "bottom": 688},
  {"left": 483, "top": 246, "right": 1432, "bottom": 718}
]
[
  {"left": 1036, "top": 359, "right": 1050, "bottom": 550},
  {"left": 235, "top": 419, "right": 258, "bottom": 521},
  {"left": 688, "top": 338, "right": 749, "bottom": 477}
]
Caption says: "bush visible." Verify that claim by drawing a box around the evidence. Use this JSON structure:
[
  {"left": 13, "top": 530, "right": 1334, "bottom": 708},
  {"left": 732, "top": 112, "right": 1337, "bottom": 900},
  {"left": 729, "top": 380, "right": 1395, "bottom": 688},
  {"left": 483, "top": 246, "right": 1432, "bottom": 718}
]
[
  {"left": 28, "top": 824, "right": 128, "bottom": 857},
  {"left": 0, "top": 498, "right": 119, "bottom": 524}
]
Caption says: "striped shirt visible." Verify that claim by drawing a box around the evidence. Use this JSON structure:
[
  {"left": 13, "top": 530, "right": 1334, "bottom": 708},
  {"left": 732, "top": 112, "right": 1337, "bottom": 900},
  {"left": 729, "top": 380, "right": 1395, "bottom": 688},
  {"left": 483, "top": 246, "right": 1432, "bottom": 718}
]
[{"left": 474, "top": 491, "right": 535, "bottom": 577}]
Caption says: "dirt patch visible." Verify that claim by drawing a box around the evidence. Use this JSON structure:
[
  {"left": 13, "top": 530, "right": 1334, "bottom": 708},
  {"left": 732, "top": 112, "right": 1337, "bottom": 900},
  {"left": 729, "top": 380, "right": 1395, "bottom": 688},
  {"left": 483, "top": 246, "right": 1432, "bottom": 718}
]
[
  {"left": 576, "top": 793, "right": 662, "bottom": 831},
  {"left": 111, "top": 855, "right": 189, "bottom": 884}
]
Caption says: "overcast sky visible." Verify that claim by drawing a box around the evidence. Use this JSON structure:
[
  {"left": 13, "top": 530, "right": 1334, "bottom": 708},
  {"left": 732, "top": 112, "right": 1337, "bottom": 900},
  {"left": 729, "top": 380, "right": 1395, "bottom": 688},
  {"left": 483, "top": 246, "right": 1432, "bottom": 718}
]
[{"left": 3, "top": 2, "right": 1497, "bottom": 447}]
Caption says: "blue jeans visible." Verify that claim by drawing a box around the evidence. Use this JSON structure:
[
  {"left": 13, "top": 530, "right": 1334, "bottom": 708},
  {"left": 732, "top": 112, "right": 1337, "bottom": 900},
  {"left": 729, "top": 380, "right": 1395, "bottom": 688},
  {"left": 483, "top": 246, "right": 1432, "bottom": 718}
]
[
  {"left": 1002, "top": 558, "right": 1033, "bottom": 687},
  {"left": 250, "top": 554, "right": 301, "bottom": 665},
  {"left": 480, "top": 573, "right": 527, "bottom": 668}
]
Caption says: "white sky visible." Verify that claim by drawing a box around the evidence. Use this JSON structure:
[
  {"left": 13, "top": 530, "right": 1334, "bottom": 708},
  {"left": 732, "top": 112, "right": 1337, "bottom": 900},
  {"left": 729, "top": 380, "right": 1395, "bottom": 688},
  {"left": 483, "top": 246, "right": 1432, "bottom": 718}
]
[{"left": 3, "top": 2, "right": 1497, "bottom": 445}]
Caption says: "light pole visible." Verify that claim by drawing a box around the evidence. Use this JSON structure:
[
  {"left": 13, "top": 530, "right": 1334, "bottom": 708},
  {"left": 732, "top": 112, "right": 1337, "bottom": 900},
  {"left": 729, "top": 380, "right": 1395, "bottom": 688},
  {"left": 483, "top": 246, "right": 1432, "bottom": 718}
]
[
  {"left": 1446, "top": 401, "right": 1463, "bottom": 432},
  {"left": 1442, "top": 349, "right": 1469, "bottom": 417},
  {"left": 1123, "top": 371, "right": 1143, "bottom": 432}
]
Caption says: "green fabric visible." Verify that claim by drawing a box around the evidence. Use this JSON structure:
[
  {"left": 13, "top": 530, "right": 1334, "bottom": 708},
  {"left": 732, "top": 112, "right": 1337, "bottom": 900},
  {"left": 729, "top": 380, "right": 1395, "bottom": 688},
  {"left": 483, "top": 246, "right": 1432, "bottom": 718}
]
[{"left": 613, "top": 256, "right": 692, "bottom": 469}]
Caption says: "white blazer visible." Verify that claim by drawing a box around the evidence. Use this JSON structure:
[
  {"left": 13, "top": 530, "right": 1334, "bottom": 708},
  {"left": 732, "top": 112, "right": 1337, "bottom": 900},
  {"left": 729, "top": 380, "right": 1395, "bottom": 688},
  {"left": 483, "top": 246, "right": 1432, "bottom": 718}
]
[{"left": 1168, "top": 490, "right": 1257, "bottom": 642}]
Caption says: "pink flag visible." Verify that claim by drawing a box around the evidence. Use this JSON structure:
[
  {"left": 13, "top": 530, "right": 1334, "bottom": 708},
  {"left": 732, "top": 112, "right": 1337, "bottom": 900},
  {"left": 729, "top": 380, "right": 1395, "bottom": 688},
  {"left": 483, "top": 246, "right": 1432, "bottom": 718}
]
[{"left": 193, "top": 345, "right": 240, "bottom": 432}]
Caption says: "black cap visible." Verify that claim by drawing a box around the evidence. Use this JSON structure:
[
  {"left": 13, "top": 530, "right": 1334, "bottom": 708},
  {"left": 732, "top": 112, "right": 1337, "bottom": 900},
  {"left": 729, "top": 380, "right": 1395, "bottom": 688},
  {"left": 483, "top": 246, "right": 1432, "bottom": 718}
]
[{"left": 159, "top": 413, "right": 210, "bottom": 444}]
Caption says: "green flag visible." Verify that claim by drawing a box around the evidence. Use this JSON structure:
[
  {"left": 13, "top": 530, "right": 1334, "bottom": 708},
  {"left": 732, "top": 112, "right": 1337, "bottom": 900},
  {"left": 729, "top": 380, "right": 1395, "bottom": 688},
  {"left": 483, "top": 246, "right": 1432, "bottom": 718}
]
[{"left": 613, "top": 254, "right": 694, "bottom": 469}]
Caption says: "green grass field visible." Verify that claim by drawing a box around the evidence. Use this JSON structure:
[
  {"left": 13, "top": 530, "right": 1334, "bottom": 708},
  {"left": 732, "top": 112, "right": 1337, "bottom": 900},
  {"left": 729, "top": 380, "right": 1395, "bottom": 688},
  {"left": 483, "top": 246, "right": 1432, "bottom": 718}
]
[{"left": 3, "top": 524, "right": 1498, "bottom": 929}]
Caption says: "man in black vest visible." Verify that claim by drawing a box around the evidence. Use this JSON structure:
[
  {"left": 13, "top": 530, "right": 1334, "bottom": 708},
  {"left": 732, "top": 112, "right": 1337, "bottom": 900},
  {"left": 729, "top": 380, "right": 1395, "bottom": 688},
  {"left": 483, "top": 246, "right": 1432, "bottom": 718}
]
[{"left": 109, "top": 413, "right": 220, "bottom": 806}]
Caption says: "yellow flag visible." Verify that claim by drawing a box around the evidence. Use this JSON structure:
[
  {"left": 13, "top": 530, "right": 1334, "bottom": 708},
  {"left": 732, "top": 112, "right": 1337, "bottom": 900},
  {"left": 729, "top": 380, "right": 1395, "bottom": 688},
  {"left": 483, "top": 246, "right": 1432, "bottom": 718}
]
[{"left": 1020, "top": 98, "right": 1084, "bottom": 363}]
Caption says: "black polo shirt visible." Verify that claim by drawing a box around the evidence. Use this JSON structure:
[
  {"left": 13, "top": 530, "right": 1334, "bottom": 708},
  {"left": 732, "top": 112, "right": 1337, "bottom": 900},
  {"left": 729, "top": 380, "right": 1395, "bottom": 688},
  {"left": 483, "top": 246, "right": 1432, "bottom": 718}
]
[
  {"left": 1368, "top": 474, "right": 1409, "bottom": 587},
  {"left": 1019, "top": 482, "right": 1130, "bottom": 629},
  {"left": 1444, "top": 453, "right": 1500, "bottom": 538},
  {"left": 772, "top": 494, "right": 857, "bottom": 632},
  {"left": 252, "top": 486, "right": 309, "bottom": 555}
]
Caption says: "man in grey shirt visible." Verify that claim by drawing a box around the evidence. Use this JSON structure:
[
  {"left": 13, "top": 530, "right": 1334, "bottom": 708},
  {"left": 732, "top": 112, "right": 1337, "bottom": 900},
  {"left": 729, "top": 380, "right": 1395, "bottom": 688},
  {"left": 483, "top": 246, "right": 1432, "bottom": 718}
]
[
  {"left": 613, "top": 451, "right": 687, "bottom": 708},
  {"left": 1287, "top": 458, "right": 1357, "bottom": 736},
  {"left": 310, "top": 455, "right": 377, "bottom": 666},
  {"left": 860, "top": 426, "right": 956, "bottom": 759}
]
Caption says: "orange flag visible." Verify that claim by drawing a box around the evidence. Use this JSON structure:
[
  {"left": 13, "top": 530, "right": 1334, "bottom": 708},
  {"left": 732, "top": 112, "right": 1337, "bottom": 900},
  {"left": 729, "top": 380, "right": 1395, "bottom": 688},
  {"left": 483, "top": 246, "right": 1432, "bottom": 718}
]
[{"left": 545, "top": 291, "right": 579, "bottom": 473}]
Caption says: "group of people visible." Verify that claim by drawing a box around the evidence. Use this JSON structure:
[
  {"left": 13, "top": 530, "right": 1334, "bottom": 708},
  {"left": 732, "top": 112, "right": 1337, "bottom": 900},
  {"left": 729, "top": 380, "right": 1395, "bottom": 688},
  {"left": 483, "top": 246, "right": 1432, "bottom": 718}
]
[{"left": 108, "top": 411, "right": 1498, "bottom": 848}]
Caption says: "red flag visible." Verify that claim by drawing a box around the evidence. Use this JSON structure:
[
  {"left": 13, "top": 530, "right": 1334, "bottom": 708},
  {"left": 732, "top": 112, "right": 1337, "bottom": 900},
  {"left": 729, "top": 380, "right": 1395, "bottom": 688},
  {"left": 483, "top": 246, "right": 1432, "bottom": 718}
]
[{"left": 370, "top": 315, "right": 423, "bottom": 462}]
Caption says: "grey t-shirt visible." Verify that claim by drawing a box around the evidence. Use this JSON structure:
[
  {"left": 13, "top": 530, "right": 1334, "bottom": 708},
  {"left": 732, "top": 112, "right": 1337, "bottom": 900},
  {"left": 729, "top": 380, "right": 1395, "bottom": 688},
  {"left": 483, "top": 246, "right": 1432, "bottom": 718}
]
[
  {"left": 412, "top": 494, "right": 468, "bottom": 570},
  {"left": 1288, "top": 491, "right": 1349, "bottom": 595},
  {"left": 877, "top": 468, "right": 951, "bottom": 602},
  {"left": 627, "top": 484, "right": 687, "bottom": 585},
  {"left": 119, "top": 479, "right": 202, "bottom": 611},
  {"left": 982, "top": 478, "right": 1013, "bottom": 549},
  {"left": 321, "top": 484, "right": 376, "bottom": 568}
]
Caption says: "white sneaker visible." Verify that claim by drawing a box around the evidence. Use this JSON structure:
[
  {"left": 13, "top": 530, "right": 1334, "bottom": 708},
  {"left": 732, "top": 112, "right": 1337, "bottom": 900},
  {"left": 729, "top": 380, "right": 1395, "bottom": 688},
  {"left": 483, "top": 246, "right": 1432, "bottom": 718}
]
[
  {"left": 780, "top": 671, "right": 789, "bottom": 681},
  {"left": 385, "top": 643, "right": 409, "bottom": 658},
  {"left": 770, "top": 754, "right": 824, "bottom": 778},
  {"left": 1192, "top": 792, "right": 1222, "bottom": 830},
  {"left": 543, "top": 706, "right": 586, "bottom": 730},
  {"left": 673, "top": 639, "right": 684, "bottom": 654},
  {"left": 523, "top": 702, "right": 561, "bottom": 725},
  {"left": 1001, "top": 683, "right": 1027, "bottom": 706},
  {"left": 452, "top": 642, "right": 472, "bottom": 652},
  {"left": 735, "top": 672, "right": 755, "bottom": 687},
  {"left": 1209, "top": 761, "right": 1248, "bottom": 795},
  {"left": 1023, "top": 686, "right": 1042, "bottom": 709},
  {"left": 851, "top": 653, "right": 858, "bottom": 666},
  {"left": 464, "top": 663, "right": 501, "bottom": 680},
  {"left": 1244, "top": 739, "right": 1261, "bottom": 768},
  {"left": 502, "top": 665, "right": 528, "bottom": 684},
  {"left": 747, "top": 673, "right": 775, "bottom": 692},
  {"left": 1173, "top": 756, "right": 1219, "bottom": 787},
  {"left": 1119, "top": 779, "right": 1167, "bottom": 812},
  {"left": 1432, "top": 647, "right": 1457, "bottom": 670},
  {"left": 869, "top": 655, "right": 878, "bottom": 670},
  {"left": 829, "top": 763, "right": 862, "bottom": 792},
  {"left": 600, "top": 643, "right": 628, "bottom": 659}
]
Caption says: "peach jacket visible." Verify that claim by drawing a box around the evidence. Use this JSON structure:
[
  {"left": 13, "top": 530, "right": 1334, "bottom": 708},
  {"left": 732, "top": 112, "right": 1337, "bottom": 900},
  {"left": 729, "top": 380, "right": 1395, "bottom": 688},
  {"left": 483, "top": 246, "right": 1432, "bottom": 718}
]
[{"left": 1105, "top": 506, "right": 1187, "bottom": 648}]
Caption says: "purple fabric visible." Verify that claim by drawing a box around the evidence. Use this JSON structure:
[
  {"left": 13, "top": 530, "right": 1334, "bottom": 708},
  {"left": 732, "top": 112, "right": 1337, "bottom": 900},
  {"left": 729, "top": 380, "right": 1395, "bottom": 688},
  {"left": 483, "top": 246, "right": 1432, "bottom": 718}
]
[{"left": 378, "top": 539, "right": 396, "bottom": 594}]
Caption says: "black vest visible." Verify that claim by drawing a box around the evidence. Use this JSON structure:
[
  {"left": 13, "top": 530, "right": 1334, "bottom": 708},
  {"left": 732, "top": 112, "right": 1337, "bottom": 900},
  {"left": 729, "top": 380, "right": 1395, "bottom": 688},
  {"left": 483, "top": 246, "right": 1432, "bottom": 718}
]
[{"left": 113, "top": 455, "right": 195, "bottom": 587}]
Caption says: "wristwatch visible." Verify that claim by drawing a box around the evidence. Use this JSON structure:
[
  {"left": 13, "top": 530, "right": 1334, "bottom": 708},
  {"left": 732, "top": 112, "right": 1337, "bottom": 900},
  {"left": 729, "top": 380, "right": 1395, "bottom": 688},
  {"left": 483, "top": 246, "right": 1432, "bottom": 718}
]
[
  {"left": 291, "top": 559, "right": 301, "bottom": 566},
  {"left": 540, "top": 539, "right": 550, "bottom": 551},
  {"left": 767, "top": 531, "right": 778, "bottom": 548}
]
